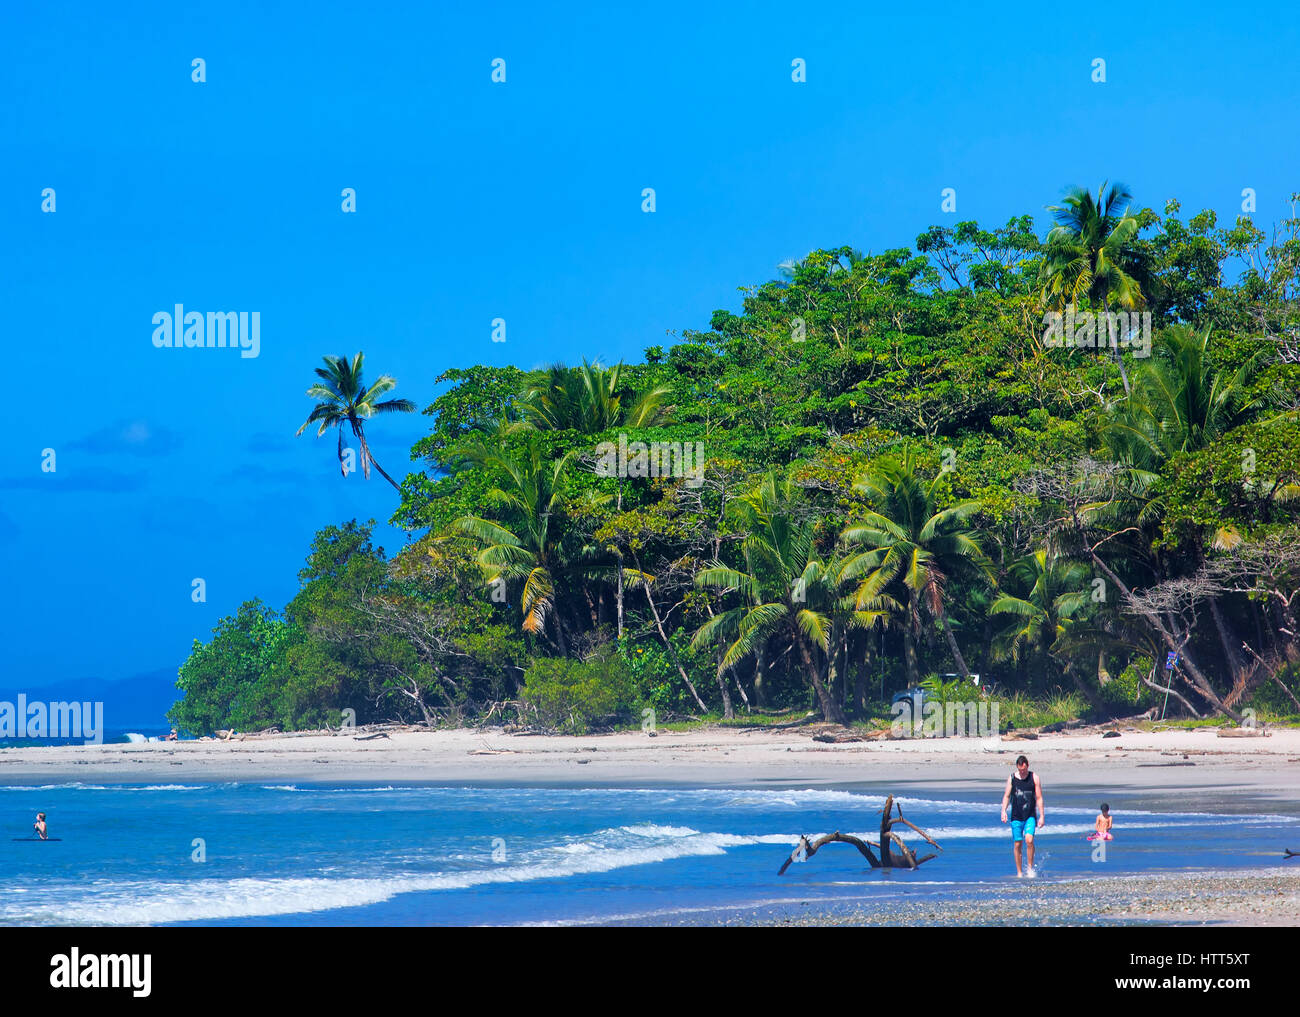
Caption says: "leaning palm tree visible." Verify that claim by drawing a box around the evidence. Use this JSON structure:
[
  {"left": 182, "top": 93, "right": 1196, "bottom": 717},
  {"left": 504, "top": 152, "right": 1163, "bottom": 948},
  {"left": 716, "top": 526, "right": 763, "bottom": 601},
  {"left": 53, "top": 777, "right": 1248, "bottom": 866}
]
[
  {"left": 296, "top": 353, "right": 415, "bottom": 490},
  {"left": 841, "top": 453, "right": 991, "bottom": 687},
  {"left": 1038, "top": 181, "right": 1146, "bottom": 394}
]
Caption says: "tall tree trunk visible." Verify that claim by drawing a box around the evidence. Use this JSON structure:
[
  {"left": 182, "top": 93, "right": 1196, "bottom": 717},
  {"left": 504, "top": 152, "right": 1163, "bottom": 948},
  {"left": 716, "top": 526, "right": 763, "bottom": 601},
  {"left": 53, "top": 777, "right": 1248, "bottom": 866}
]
[
  {"left": 827, "top": 633, "right": 842, "bottom": 716},
  {"left": 838, "top": 631, "right": 851, "bottom": 716},
  {"left": 854, "top": 633, "right": 873, "bottom": 716},
  {"left": 796, "top": 636, "right": 845, "bottom": 724},
  {"left": 1103, "top": 295, "right": 1131, "bottom": 397},
  {"left": 366, "top": 455, "right": 404, "bottom": 492},
  {"left": 732, "top": 671, "right": 751, "bottom": 711},
  {"left": 551, "top": 614, "right": 569, "bottom": 657},
  {"left": 715, "top": 647, "right": 734, "bottom": 720},
  {"left": 903, "top": 592, "right": 921, "bottom": 688},
  {"left": 615, "top": 560, "right": 624, "bottom": 639},
  {"left": 615, "top": 480, "right": 624, "bottom": 640},
  {"left": 629, "top": 552, "right": 707, "bottom": 712},
  {"left": 980, "top": 611, "right": 994, "bottom": 685},
  {"left": 354, "top": 424, "right": 404, "bottom": 491},
  {"left": 1209, "top": 598, "right": 1256, "bottom": 708},
  {"left": 935, "top": 600, "right": 969, "bottom": 678}
]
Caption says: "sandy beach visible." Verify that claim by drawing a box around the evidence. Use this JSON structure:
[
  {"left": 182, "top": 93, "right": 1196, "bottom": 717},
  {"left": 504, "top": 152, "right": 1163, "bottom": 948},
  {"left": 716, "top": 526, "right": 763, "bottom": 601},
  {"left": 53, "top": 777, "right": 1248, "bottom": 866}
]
[{"left": 3, "top": 724, "right": 1299, "bottom": 798}]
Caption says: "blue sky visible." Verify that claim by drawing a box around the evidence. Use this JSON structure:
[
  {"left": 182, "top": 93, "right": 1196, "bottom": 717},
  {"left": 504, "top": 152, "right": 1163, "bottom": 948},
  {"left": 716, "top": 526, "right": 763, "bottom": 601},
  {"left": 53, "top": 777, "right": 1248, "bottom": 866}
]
[{"left": 2, "top": 1, "right": 1298, "bottom": 692}]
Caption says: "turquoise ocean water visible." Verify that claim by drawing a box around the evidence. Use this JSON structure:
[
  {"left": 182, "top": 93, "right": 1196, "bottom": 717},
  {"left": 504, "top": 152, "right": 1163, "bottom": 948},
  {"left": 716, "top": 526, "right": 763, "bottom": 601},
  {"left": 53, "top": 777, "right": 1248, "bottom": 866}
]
[{"left": 1, "top": 782, "right": 1295, "bottom": 926}]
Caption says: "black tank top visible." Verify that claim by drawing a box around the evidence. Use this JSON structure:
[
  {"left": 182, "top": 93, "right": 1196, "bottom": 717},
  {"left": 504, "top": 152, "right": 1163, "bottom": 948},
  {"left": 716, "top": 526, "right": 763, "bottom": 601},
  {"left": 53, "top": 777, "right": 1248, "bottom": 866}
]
[{"left": 1010, "top": 771, "right": 1036, "bottom": 821}]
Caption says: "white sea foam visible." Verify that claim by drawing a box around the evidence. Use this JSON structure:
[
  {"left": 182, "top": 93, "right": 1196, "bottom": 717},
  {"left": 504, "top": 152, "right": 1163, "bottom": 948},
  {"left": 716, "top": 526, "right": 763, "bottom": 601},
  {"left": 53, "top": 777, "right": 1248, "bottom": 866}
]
[
  {"left": 0, "top": 783, "right": 205, "bottom": 792},
  {"left": 259, "top": 785, "right": 401, "bottom": 793},
  {"left": 0, "top": 823, "right": 797, "bottom": 926}
]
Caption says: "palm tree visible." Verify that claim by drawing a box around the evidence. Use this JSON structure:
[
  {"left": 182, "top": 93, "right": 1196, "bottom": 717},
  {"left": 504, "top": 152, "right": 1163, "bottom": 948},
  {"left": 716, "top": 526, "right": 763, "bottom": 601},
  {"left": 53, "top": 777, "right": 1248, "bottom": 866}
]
[
  {"left": 990, "top": 550, "right": 1105, "bottom": 706},
  {"left": 517, "top": 359, "right": 672, "bottom": 639},
  {"left": 1089, "top": 325, "right": 1274, "bottom": 708},
  {"left": 451, "top": 436, "right": 586, "bottom": 654},
  {"left": 296, "top": 353, "right": 415, "bottom": 490},
  {"left": 692, "top": 474, "right": 873, "bottom": 723},
  {"left": 518, "top": 360, "right": 670, "bottom": 433},
  {"left": 1038, "top": 182, "right": 1146, "bottom": 395},
  {"left": 991, "top": 551, "right": 1092, "bottom": 663},
  {"left": 1104, "top": 325, "right": 1265, "bottom": 469},
  {"left": 841, "top": 453, "right": 991, "bottom": 687},
  {"left": 1095, "top": 324, "right": 1267, "bottom": 531}
]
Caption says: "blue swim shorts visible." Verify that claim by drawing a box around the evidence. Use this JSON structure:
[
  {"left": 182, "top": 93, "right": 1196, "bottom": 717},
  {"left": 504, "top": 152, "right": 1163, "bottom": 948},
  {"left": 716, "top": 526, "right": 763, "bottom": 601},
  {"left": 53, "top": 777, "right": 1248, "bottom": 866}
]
[{"left": 1010, "top": 816, "right": 1037, "bottom": 842}]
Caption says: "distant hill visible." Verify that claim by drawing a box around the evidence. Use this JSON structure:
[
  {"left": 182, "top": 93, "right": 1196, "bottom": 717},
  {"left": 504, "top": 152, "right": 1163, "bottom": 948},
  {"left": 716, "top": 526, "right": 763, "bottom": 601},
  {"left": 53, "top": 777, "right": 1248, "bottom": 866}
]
[{"left": 0, "top": 668, "right": 180, "bottom": 730}]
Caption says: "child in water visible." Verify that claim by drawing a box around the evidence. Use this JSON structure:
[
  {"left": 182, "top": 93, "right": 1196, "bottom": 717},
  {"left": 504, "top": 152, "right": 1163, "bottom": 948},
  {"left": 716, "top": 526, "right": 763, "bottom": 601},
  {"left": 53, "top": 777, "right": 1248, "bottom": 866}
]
[{"left": 1090, "top": 803, "right": 1113, "bottom": 841}]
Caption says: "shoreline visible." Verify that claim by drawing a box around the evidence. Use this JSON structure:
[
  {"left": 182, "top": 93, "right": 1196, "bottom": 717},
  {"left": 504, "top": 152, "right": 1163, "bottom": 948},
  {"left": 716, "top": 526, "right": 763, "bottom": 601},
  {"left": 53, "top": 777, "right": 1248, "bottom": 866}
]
[{"left": 2, "top": 726, "right": 1298, "bottom": 798}]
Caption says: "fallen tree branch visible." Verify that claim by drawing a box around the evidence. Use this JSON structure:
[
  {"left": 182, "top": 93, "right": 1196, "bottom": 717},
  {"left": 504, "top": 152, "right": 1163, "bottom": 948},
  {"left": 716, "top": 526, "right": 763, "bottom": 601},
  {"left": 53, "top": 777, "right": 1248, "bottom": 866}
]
[
  {"left": 1141, "top": 673, "right": 1203, "bottom": 719},
  {"left": 777, "top": 794, "right": 942, "bottom": 873},
  {"left": 778, "top": 832, "right": 879, "bottom": 875},
  {"left": 736, "top": 711, "right": 818, "bottom": 732},
  {"left": 888, "top": 815, "right": 943, "bottom": 852}
]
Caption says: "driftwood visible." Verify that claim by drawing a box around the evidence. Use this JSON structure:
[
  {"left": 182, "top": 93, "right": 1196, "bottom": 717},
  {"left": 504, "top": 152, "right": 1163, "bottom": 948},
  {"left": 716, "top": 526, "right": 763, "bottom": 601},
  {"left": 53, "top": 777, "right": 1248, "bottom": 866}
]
[
  {"left": 778, "top": 795, "right": 942, "bottom": 874},
  {"left": 813, "top": 729, "right": 895, "bottom": 743},
  {"left": 779, "top": 832, "right": 879, "bottom": 873},
  {"left": 736, "top": 711, "right": 818, "bottom": 732},
  {"left": 353, "top": 732, "right": 390, "bottom": 741}
]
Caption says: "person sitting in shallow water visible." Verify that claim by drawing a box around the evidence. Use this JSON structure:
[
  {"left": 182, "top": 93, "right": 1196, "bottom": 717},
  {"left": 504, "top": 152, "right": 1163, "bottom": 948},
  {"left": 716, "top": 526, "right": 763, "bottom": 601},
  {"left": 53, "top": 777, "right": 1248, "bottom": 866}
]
[
  {"left": 33, "top": 813, "right": 47, "bottom": 840},
  {"left": 1091, "top": 803, "right": 1113, "bottom": 840}
]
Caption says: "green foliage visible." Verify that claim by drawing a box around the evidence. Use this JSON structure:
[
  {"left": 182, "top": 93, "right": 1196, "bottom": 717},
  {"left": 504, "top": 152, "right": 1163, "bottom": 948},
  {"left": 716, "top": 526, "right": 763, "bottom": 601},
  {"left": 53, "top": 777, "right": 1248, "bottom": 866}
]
[
  {"left": 168, "top": 600, "right": 300, "bottom": 735},
  {"left": 998, "top": 690, "right": 1088, "bottom": 729},
  {"left": 619, "top": 633, "right": 711, "bottom": 715},
  {"left": 1245, "top": 665, "right": 1300, "bottom": 720},
  {"left": 174, "top": 187, "right": 1300, "bottom": 732},
  {"left": 1160, "top": 417, "right": 1300, "bottom": 547},
  {"left": 521, "top": 651, "right": 639, "bottom": 733},
  {"left": 1103, "top": 657, "right": 1157, "bottom": 709}
]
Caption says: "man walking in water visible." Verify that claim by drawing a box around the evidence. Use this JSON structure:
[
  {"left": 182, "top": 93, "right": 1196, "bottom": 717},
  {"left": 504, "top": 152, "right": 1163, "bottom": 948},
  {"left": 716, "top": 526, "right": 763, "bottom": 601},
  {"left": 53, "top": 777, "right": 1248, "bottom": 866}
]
[{"left": 1000, "top": 755, "right": 1044, "bottom": 876}]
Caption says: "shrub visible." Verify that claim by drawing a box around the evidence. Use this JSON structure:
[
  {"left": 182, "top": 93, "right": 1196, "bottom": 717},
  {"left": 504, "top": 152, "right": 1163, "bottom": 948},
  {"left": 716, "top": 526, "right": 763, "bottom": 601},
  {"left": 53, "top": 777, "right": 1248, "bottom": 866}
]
[
  {"left": 1245, "top": 665, "right": 1300, "bottom": 722},
  {"left": 997, "top": 689, "right": 1087, "bottom": 729},
  {"left": 522, "top": 651, "right": 639, "bottom": 733},
  {"left": 1103, "top": 658, "right": 1157, "bottom": 710},
  {"left": 619, "top": 634, "right": 711, "bottom": 715}
]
